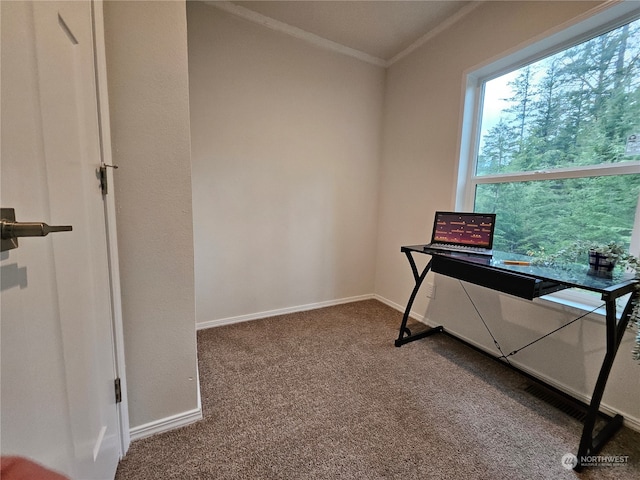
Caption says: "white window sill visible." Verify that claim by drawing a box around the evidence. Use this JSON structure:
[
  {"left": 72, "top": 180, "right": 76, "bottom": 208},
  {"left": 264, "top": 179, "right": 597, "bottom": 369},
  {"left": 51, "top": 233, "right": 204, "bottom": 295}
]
[{"left": 536, "top": 289, "right": 631, "bottom": 322}]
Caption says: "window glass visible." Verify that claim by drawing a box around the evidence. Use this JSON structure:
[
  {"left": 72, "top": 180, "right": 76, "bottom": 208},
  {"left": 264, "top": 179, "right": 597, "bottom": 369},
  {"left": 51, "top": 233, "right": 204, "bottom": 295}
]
[
  {"left": 469, "top": 16, "right": 640, "bottom": 258},
  {"left": 474, "top": 174, "right": 640, "bottom": 254},
  {"left": 477, "top": 18, "right": 640, "bottom": 176}
]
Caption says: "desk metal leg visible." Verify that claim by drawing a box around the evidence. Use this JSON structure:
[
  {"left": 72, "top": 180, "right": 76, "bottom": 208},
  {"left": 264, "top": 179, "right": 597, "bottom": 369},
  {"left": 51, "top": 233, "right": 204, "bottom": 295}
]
[
  {"left": 575, "top": 291, "right": 637, "bottom": 470},
  {"left": 395, "top": 252, "right": 441, "bottom": 347}
]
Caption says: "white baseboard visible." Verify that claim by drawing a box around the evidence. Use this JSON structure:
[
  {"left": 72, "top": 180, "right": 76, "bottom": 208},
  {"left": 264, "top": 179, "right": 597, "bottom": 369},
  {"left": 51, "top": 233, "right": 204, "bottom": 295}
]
[
  {"left": 196, "top": 294, "right": 375, "bottom": 331},
  {"left": 620, "top": 413, "right": 640, "bottom": 432},
  {"left": 129, "top": 363, "right": 203, "bottom": 443},
  {"left": 373, "top": 293, "right": 640, "bottom": 433},
  {"left": 129, "top": 407, "right": 203, "bottom": 442},
  {"left": 372, "top": 294, "right": 432, "bottom": 326}
]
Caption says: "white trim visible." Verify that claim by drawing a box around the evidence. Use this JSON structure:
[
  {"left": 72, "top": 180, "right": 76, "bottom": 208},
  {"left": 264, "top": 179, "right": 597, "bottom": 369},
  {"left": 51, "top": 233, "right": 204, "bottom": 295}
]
[
  {"left": 463, "top": 0, "right": 637, "bottom": 83},
  {"left": 623, "top": 411, "right": 640, "bottom": 432},
  {"left": 203, "top": 1, "right": 386, "bottom": 67},
  {"left": 375, "top": 294, "right": 640, "bottom": 432},
  {"left": 130, "top": 368, "right": 203, "bottom": 441},
  {"left": 512, "top": 356, "right": 640, "bottom": 432},
  {"left": 197, "top": 294, "right": 375, "bottom": 330},
  {"left": 203, "top": 1, "right": 481, "bottom": 69},
  {"left": 387, "top": 1, "right": 482, "bottom": 66},
  {"left": 129, "top": 407, "right": 203, "bottom": 442},
  {"left": 473, "top": 161, "right": 640, "bottom": 184},
  {"left": 372, "top": 294, "right": 432, "bottom": 326},
  {"left": 92, "top": 0, "right": 130, "bottom": 456},
  {"left": 456, "top": 0, "right": 640, "bottom": 211},
  {"left": 447, "top": 325, "right": 640, "bottom": 433}
]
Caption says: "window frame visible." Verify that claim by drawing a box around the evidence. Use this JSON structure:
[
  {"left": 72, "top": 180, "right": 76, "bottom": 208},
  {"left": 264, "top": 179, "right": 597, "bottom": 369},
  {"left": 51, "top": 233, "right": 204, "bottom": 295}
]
[{"left": 455, "top": 2, "right": 640, "bottom": 314}]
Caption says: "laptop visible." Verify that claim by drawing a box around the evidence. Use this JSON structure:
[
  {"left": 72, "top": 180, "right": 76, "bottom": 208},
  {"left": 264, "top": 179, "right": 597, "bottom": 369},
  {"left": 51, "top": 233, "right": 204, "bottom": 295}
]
[{"left": 424, "top": 211, "right": 496, "bottom": 256}]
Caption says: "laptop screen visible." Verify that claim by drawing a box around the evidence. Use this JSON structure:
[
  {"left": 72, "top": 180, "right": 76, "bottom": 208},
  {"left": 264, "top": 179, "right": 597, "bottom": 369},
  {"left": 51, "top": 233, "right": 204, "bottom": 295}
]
[{"left": 431, "top": 211, "right": 496, "bottom": 249}]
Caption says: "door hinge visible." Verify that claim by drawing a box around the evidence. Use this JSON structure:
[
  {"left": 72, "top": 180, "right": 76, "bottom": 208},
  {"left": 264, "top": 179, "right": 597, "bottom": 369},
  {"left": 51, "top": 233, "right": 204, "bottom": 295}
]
[
  {"left": 99, "top": 164, "right": 118, "bottom": 195},
  {"left": 114, "top": 377, "right": 122, "bottom": 404}
]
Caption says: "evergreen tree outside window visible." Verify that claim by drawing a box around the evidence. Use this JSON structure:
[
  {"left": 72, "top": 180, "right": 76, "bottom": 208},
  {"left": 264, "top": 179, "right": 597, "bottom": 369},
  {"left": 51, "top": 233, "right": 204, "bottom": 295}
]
[{"left": 462, "top": 10, "right": 640, "bottom": 259}]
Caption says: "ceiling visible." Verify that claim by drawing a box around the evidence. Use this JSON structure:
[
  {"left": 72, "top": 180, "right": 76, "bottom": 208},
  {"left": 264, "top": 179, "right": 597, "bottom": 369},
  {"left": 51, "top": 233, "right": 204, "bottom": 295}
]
[{"left": 206, "top": 1, "right": 476, "bottom": 66}]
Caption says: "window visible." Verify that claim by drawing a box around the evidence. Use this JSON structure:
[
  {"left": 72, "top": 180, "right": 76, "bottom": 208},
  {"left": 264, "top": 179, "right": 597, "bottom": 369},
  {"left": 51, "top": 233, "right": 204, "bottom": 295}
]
[{"left": 458, "top": 4, "right": 640, "bottom": 310}]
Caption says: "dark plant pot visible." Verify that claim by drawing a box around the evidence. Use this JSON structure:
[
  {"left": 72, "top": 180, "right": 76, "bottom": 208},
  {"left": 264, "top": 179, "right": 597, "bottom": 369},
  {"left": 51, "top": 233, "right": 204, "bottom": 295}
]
[{"left": 587, "top": 250, "right": 616, "bottom": 278}]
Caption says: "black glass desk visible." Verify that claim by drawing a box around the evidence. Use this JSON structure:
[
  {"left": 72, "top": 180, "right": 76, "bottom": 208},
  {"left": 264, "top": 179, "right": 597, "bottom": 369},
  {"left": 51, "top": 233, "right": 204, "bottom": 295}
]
[{"left": 396, "top": 245, "right": 638, "bottom": 470}]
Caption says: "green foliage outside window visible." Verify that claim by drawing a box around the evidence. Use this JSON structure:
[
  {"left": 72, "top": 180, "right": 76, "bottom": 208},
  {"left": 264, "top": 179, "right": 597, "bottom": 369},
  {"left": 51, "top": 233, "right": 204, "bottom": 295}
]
[
  {"left": 475, "top": 18, "right": 640, "bottom": 256},
  {"left": 475, "top": 175, "right": 640, "bottom": 254}
]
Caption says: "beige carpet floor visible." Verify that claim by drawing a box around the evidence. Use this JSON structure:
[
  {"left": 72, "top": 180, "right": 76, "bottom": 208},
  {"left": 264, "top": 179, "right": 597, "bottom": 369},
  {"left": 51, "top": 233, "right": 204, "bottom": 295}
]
[{"left": 115, "top": 300, "right": 640, "bottom": 479}]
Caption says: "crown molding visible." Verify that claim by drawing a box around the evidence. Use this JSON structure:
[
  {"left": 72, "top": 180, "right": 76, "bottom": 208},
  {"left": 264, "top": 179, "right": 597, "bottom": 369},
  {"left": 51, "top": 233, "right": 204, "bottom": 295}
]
[
  {"left": 204, "top": 1, "right": 388, "bottom": 67},
  {"left": 387, "top": 1, "right": 482, "bottom": 66},
  {"left": 202, "top": 1, "right": 480, "bottom": 69}
]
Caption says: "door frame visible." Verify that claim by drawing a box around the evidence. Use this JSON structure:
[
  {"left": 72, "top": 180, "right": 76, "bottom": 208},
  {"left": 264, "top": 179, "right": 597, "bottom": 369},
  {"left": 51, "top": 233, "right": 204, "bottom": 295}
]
[{"left": 91, "top": 0, "right": 130, "bottom": 456}]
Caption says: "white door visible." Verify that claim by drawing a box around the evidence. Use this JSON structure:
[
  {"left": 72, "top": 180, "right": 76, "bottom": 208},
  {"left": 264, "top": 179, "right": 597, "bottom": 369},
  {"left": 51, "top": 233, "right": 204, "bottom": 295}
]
[{"left": 1, "top": 1, "right": 121, "bottom": 479}]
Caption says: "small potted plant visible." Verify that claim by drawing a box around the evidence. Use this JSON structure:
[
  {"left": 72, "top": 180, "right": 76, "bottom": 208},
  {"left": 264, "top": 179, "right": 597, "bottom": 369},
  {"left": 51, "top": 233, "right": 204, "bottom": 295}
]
[
  {"left": 528, "top": 241, "right": 639, "bottom": 363},
  {"left": 584, "top": 241, "right": 628, "bottom": 278},
  {"left": 574, "top": 242, "right": 639, "bottom": 361},
  {"left": 581, "top": 243, "right": 639, "bottom": 362}
]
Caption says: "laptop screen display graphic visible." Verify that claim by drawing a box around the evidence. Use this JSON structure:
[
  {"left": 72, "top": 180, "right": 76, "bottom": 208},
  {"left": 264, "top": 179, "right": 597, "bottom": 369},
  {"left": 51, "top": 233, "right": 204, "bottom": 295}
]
[{"left": 432, "top": 212, "right": 495, "bottom": 249}]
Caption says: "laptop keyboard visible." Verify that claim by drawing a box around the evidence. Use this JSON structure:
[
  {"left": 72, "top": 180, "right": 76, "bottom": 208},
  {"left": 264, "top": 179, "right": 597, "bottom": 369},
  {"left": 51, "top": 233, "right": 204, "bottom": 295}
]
[{"left": 427, "top": 243, "right": 493, "bottom": 256}]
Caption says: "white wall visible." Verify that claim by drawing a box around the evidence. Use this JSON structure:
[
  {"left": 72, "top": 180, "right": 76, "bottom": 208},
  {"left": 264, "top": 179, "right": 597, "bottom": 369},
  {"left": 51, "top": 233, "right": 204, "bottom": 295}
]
[
  {"left": 375, "top": 0, "right": 639, "bottom": 427},
  {"left": 187, "top": 2, "right": 385, "bottom": 325},
  {"left": 103, "top": 0, "right": 200, "bottom": 430}
]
